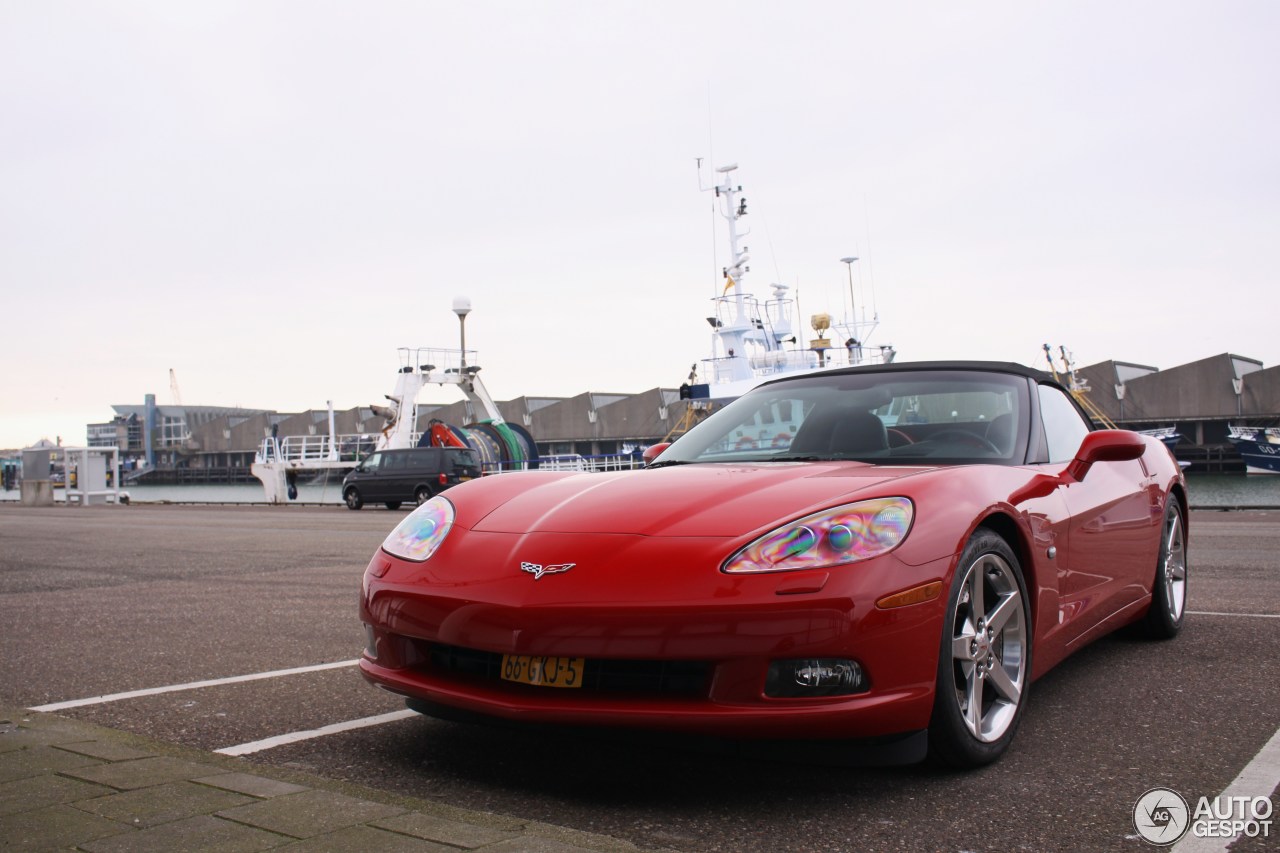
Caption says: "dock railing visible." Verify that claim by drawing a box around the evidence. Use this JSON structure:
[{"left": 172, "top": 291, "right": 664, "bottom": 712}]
[
  {"left": 536, "top": 453, "right": 644, "bottom": 473},
  {"left": 255, "top": 438, "right": 645, "bottom": 475},
  {"left": 255, "top": 434, "right": 380, "bottom": 465}
]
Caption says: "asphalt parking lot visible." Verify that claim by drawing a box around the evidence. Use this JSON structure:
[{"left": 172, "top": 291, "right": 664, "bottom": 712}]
[{"left": 1, "top": 505, "right": 1276, "bottom": 852}]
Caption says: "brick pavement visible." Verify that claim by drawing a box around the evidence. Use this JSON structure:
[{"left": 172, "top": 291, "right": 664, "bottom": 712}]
[{"left": 0, "top": 707, "right": 668, "bottom": 853}]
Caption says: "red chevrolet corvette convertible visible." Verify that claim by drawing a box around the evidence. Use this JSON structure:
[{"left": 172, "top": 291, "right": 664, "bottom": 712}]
[{"left": 358, "top": 362, "right": 1187, "bottom": 767}]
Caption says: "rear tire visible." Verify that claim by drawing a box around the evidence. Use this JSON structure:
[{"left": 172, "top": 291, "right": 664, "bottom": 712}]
[
  {"left": 1138, "top": 501, "right": 1187, "bottom": 639},
  {"left": 415, "top": 486, "right": 433, "bottom": 505},
  {"left": 343, "top": 487, "right": 363, "bottom": 510},
  {"left": 928, "top": 529, "right": 1031, "bottom": 769}
]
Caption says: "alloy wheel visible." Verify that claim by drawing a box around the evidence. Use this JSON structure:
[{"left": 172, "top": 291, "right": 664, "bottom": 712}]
[
  {"left": 949, "top": 552, "right": 1027, "bottom": 743},
  {"left": 1163, "top": 507, "right": 1187, "bottom": 621}
]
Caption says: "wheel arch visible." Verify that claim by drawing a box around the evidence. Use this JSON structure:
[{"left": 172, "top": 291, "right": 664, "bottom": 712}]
[
  {"left": 972, "top": 511, "right": 1039, "bottom": 634},
  {"left": 1169, "top": 482, "right": 1189, "bottom": 537}
]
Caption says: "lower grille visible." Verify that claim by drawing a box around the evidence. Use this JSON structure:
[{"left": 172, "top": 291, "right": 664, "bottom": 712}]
[{"left": 425, "top": 643, "right": 711, "bottom": 697}]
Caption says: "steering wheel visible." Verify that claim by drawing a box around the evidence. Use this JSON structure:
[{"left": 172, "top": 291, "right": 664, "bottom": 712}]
[
  {"left": 887, "top": 428, "right": 915, "bottom": 447},
  {"left": 928, "top": 429, "right": 1002, "bottom": 454}
]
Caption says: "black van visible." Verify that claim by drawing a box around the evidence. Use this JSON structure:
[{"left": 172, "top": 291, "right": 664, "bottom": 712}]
[{"left": 341, "top": 447, "right": 481, "bottom": 510}]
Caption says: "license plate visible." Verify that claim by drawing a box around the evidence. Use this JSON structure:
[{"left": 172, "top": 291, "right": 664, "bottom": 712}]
[{"left": 500, "top": 654, "right": 585, "bottom": 688}]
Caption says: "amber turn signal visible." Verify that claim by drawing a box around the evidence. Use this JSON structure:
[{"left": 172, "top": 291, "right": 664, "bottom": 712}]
[{"left": 875, "top": 581, "right": 943, "bottom": 610}]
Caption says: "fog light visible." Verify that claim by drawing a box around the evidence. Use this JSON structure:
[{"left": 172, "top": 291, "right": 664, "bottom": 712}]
[{"left": 765, "top": 658, "right": 867, "bottom": 697}]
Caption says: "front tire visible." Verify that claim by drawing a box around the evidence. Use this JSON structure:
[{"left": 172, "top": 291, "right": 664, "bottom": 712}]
[
  {"left": 929, "top": 529, "right": 1032, "bottom": 769},
  {"left": 343, "top": 487, "right": 363, "bottom": 510},
  {"left": 1139, "top": 501, "right": 1187, "bottom": 639}
]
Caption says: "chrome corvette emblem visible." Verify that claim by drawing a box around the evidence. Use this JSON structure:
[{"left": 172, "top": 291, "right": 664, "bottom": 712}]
[{"left": 520, "top": 561, "right": 575, "bottom": 580}]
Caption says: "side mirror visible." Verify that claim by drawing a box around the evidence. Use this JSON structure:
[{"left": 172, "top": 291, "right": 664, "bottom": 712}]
[
  {"left": 1066, "top": 430, "right": 1146, "bottom": 481},
  {"left": 642, "top": 443, "right": 671, "bottom": 466}
]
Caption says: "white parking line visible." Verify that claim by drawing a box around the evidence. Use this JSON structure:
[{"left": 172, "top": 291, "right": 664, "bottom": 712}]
[
  {"left": 1171, "top": 724, "right": 1280, "bottom": 853},
  {"left": 215, "top": 709, "right": 419, "bottom": 756},
  {"left": 28, "top": 660, "right": 361, "bottom": 712},
  {"left": 1187, "top": 611, "right": 1280, "bottom": 619}
]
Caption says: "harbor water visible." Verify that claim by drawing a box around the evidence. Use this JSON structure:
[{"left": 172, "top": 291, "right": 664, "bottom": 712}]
[
  {"left": 2, "top": 472, "right": 1278, "bottom": 508},
  {"left": 1180, "top": 472, "right": 1280, "bottom": 507}
]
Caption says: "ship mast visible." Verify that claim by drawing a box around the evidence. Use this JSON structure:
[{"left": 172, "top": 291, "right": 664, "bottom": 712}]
[
  {"left": 690, "top": 160, "right": 891, "bottom": 401},
  {"left": 708, "top": 164, "right": 755, "bottom": 382}
]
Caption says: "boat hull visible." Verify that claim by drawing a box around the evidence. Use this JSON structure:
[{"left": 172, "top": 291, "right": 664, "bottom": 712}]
[{"left": 1227, "top": 429, "right": 1280, "bottom": 475}]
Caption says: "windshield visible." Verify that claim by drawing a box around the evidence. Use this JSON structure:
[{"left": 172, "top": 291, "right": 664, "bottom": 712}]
[{"left": 658, "top": 369, "right": 1030, "bottom": 466}]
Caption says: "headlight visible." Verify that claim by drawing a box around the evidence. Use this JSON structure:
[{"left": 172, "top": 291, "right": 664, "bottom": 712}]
[
  {"left": 381, "top": 496, "right": 455, "bottom": 562},
  {"left": 722, "top": 497, "right": 913, "bottom": 574}
]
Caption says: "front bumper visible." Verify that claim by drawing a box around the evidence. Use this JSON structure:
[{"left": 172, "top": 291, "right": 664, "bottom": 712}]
[{"left": 359, "top": 531, "right": 952, "bottom": 741}]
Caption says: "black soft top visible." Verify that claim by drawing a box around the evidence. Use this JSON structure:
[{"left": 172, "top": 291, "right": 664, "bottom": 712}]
[{"left": 756, "top": 359, "right": 1058, "bottom": 388}]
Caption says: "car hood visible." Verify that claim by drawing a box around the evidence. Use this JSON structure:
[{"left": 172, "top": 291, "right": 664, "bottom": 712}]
[{"left": 468, "top": 462, "right": 934, "bottom": 538}]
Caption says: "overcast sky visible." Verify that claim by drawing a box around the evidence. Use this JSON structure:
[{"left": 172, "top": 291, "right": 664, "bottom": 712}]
[{"left": 2, "top": 1, "right": 1275, "bottom": 449}]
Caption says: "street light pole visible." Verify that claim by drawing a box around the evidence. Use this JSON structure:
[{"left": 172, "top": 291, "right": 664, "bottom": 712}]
[{"left": 452, "top": 296, "right": 472, "bottom": 369}]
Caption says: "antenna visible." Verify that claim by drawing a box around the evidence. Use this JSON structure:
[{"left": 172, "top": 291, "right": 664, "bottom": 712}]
[{"left": 864, "top": 199, "right": 878, "bottom": 321}]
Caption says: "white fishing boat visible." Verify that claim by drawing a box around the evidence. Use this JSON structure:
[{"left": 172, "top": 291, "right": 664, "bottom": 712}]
[
  {"left": 683, "top": 163, "right": 895, "bottom": 403},
  {"left": 1226, "top": 425, "right": 1280, "bottom": 474}
]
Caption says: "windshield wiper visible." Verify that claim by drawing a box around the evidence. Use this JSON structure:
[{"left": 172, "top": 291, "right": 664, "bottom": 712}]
[{"left": 646, "top": 459, "right": 694, "bottom": 469}]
